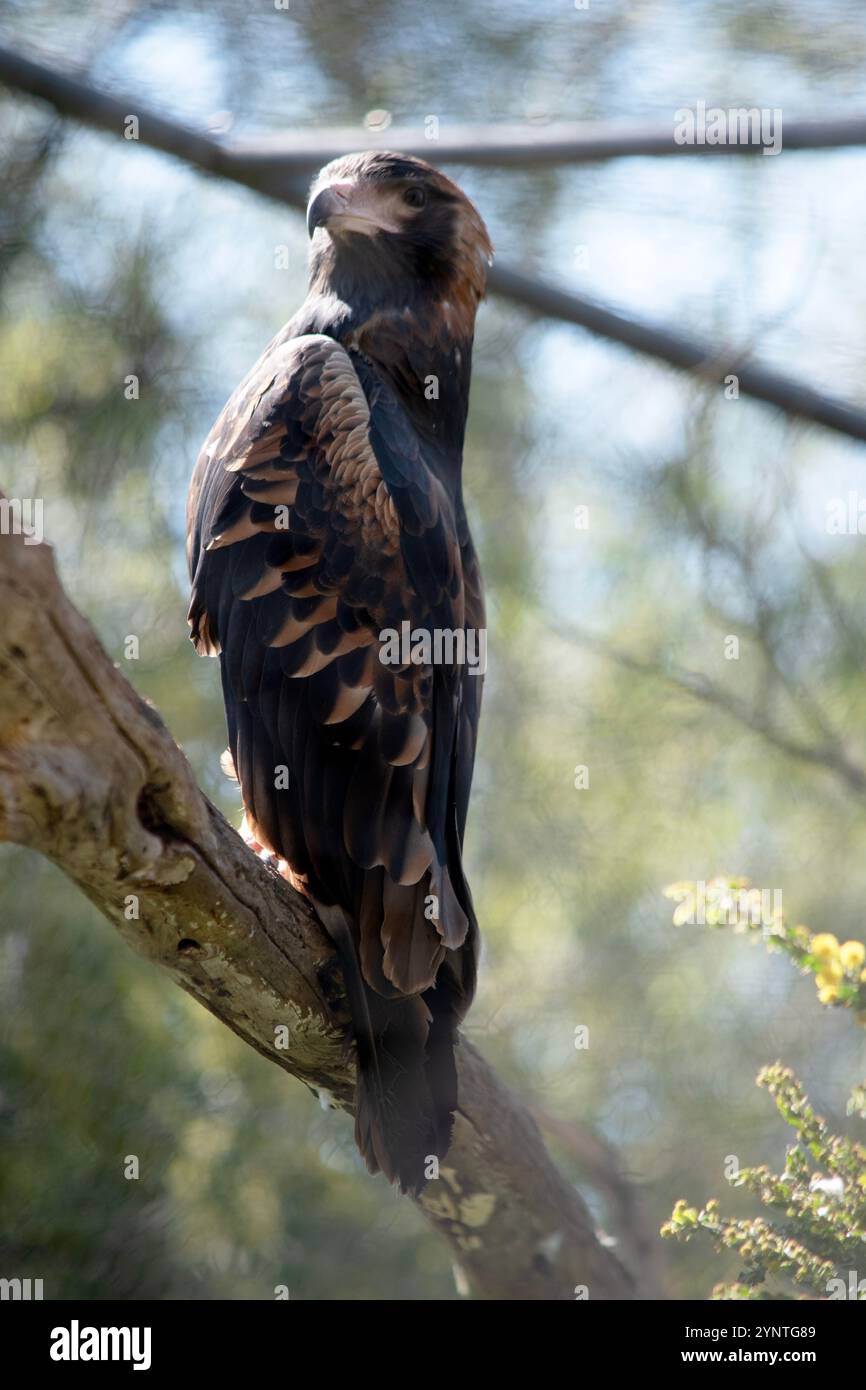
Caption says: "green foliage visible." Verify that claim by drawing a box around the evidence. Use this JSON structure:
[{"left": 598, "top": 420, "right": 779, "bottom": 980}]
[{"left": 662, "top": 883, "right": 866, "bottom": 1300}]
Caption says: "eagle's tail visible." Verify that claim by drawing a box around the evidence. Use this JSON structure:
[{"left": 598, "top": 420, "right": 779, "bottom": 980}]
[{"left": 319, "top": 906, "right": 458, "bottom": 1195}]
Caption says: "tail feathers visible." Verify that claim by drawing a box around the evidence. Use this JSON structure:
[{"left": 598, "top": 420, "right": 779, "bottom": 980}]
[
  {"left": 319, "top": 904, "right": 458, "bottom": 1194},
  {"left": 355, "top": 989, "right": 457, "bottom": 1194}
]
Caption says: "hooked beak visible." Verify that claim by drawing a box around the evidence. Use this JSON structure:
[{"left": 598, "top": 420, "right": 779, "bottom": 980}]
[
  {"left": 306, "top": 180, "right": 400, "bottom": 239},
  {"left": 306, "top": 182, "right": 355, "bottom": 237}
]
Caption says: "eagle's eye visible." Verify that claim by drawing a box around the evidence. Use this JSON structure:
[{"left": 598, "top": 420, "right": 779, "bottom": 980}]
[{"left": 402, "top": 185, "right": 427, "bottom": 209}]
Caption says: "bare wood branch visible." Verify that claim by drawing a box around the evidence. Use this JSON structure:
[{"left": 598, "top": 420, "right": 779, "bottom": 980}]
[
  {"left": 0, "top": 524, "right": 635, "bottom": 1301},
  {"left": 2, "top": 43, "right": 866, "bottom": 444}
]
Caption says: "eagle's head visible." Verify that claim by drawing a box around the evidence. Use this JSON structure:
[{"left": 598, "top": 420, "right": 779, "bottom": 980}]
[{"left": 306, "top": 151, "right": 493, "bottom": 332}]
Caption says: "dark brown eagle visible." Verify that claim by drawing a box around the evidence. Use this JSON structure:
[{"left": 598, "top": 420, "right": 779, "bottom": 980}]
[{"left": 186, "top": 151, "right": 491, "bottom": 1192}]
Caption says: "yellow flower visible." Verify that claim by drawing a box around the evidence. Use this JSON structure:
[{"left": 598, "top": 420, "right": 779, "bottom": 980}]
[
  {"left": 811, "top": 933, "right": 840, "bottom": 959},
  {"left": 816, "top": 962, "right": 844, "bottom": 988},
  {"left": 839, "top": 940, "right": 866, "bottom": 971},
  {"left": 817, "top": 985, "right": 840, "bottom": 1004}
]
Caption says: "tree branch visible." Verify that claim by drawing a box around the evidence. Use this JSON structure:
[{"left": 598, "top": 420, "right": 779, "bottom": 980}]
[
  {"left": 0, "top": 523, "right": 635, "bottom": 1301},
  {"left": 2, "top": 43, "right": 866, "bottom": 444},
  {"left": 2, "top": 39, "right": 863, "bottom": 170},
  {"left": 564, "top": 621, "right": 866, "bottom": 802},
  {"left": 227, "top": 116, "right": 866, "bottom": 170},
  {"left": 486, "top": 266, "right": 866, "bottom": 444}
]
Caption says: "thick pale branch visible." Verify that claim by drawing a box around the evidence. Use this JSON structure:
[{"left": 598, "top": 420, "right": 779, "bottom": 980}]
[
  {"left": 0, "top": 526, "right": 634, "bottom": 1301},
  {"left": 2, "top": 44, "right": 866, "bottom": 443}
]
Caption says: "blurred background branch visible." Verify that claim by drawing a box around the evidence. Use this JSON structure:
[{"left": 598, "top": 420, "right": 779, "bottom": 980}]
[
  {"left": 221, "top": 117, "right": 866, "bottom": 169},
  {"left": 564, "top": 620, "right": 866, "bottom": 800},
  {"left": 4, "top": 44, "right": 866, "bottom": 169},
  {"left": 2, "top": 42, "right": 866, "bottom": 443}
]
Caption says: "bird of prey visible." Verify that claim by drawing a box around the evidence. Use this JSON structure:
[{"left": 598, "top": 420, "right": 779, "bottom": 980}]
[{"left": 187, "top": 151, "right": 492, "bottom": 1192}]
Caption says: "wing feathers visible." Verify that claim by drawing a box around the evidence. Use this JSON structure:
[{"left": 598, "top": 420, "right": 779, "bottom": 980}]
[{"left": 188, "top": 327, "right": 483, "bottom": 1188}]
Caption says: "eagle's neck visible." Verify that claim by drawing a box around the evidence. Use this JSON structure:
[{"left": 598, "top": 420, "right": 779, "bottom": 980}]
[{"left": 292, "top": 273, "right": 479, "bottom": 458}]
